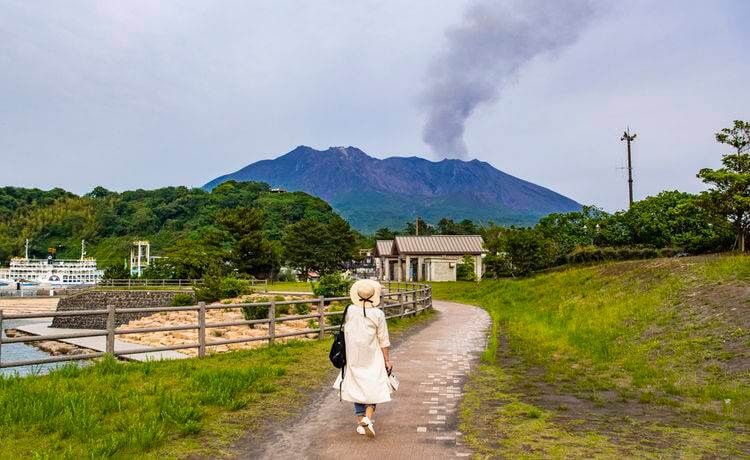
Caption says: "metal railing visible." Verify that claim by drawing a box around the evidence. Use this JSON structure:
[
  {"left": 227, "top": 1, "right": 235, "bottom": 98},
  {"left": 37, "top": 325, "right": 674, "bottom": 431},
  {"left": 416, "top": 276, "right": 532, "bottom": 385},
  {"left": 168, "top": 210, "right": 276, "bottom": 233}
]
[{"left": 0, "top": 282, "right": 431, "bottom": 369}]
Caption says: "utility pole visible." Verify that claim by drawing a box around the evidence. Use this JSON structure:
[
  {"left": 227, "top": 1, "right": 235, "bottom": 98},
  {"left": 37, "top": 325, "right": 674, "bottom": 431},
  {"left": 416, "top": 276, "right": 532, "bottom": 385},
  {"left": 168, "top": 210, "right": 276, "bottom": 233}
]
[
  {"left": 621, "top": 127, "right": 637, "bottom": 208},
  {"left": 415, "top": 216, "right": 419, "bottom": 236},
  {"left": 25, "top": 239, "right": 29, "bottom": 260}
]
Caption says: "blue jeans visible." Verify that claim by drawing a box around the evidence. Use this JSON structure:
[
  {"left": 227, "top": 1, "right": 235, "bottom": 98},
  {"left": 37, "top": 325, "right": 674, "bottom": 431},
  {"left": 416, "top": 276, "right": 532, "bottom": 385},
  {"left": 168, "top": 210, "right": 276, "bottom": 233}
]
[{"left": 354, "top": 403, "right": 376, "bottom": 416}]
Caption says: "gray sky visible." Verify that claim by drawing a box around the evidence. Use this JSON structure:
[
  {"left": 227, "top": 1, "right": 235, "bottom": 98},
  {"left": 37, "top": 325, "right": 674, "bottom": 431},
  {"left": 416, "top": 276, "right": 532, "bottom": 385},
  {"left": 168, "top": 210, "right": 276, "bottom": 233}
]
[{"left": 1, "top": 0, "right": 748, "bottom": 212}]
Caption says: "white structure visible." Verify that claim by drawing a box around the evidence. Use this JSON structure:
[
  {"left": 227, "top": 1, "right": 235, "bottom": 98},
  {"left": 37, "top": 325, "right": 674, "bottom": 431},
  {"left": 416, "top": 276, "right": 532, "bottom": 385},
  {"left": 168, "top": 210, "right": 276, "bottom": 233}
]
[
  {"left": 0, "top": 258, "right": 103, "bottom": 285},
  {"left": 130, "top": 241, "right": 150, "bottom": 277},
  {"left": 374, "top": 235, "right": 485, "bottom": 282},
  {"left": 0, "top": 239, "right": 103, "bottom": 286}
]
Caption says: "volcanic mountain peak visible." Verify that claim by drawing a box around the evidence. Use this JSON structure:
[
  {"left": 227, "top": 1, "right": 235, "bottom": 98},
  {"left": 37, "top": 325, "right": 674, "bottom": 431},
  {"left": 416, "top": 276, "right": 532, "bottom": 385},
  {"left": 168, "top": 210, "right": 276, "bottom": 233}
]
[{"left": 204, "top": 146, "right": 580, "bottom": 231}]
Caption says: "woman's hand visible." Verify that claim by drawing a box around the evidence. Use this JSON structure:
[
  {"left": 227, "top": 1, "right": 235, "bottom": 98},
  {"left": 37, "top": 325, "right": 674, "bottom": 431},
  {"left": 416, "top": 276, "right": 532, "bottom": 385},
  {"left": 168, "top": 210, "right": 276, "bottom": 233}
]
[{"left": 385, "top": 360, "right": 393, "bottom": 374}]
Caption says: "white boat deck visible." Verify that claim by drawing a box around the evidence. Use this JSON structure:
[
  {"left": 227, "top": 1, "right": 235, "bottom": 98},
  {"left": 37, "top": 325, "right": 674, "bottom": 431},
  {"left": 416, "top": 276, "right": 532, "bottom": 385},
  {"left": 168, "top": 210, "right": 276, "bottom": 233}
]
[{"left": 15, "top": 322, "right": 189, "bottom": 362}]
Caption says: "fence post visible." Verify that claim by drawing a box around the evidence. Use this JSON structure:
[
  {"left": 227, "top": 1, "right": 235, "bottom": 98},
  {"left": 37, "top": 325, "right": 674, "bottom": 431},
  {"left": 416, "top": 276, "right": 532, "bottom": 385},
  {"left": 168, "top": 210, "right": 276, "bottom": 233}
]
[
  {"left": 399, "top": 292, "right": 405, "bottom": 317},
  {"left": 0, "top": 309, "right": 3, "bottom": 366},
  {"left": 268, "top": 301, "right": 276, "bottom": 345},
  {"left": 106, "top": 303, "right": 115, "bottom": 356},
  {"left": 198, "top": 302, "right": 206, "bottom": 358},
  {"left": 318, "top": 297, "right": 326, "bottom": 339},
  {"left": 412, "top": 290, "right": 417, "bottom": 316}
]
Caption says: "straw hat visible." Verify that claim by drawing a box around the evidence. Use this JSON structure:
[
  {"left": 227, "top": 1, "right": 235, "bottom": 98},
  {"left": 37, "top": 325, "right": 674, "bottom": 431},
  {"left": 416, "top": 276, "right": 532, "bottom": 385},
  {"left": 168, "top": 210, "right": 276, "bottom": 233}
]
[{"left": 349, "top": 279, "right": 382, "bottom": 308}]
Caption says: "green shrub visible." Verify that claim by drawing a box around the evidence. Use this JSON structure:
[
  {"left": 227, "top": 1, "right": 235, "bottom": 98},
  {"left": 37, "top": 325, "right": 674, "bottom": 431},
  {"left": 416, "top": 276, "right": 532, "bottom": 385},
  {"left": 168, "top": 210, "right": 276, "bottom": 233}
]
[
  {"left": 295, "top": 302, "right": 311, "bottom": 315},
  {"left": 275, "top": 302, "right": 290, "bottom": 316},
  {"left": 326, "top": 301, "right": 347, "bottom": 327},
  {"left": 457, "top": 255, "right": 477, "bottom": 281},
  {"left": 171, "top": 293, "right": 195, "bottom": 306},
  {"left": 195, "top": 273, "right": 251, "bottom": 302},
  {"left": 240, "top": 299, "right": 270, "bottom": 324},
  {"left": 311, "top": 272, "right": 352, "bottom": 298}
]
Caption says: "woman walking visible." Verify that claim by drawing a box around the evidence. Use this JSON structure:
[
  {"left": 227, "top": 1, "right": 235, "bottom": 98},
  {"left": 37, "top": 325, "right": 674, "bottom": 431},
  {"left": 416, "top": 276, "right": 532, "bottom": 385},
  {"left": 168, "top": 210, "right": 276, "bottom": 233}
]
[{"left": 333, "top": 279, "right": 393, "bottom": 438}]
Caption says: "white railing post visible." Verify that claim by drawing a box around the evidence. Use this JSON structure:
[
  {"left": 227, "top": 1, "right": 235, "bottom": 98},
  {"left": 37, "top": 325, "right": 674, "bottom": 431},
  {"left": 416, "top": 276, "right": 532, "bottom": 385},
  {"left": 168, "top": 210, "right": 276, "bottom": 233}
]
[
  {"left": 318, "top": 297, "right": 326, "bottom": 339},
  {"left": 106, "top": 303, "right": 115, "bottom": 356},
  {"left": 268, "top": 301, "right": 276, "bottom": 345},
  {"left": 198, "top": 302, "right": 206, "bottom": 358}
]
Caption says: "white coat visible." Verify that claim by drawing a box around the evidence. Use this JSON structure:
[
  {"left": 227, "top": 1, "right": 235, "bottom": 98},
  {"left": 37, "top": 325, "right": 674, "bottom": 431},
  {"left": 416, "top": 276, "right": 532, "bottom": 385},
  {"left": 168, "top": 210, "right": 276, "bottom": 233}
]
[{"left": 332, "top": 304, "right": 391, "bottom": 404}]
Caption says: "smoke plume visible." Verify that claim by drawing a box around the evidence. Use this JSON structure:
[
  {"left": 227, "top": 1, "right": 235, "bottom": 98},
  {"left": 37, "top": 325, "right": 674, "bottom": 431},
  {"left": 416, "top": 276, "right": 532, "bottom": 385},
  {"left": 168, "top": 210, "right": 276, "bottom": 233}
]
[{"left": 421, "top": 0, "right": 596, "bottom": 158}]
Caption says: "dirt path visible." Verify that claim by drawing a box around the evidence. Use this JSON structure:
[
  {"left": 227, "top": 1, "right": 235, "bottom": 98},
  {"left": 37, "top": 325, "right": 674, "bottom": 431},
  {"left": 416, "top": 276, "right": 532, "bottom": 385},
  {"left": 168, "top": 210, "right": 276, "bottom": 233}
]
[{"left": 237, "top": 301, "right": 490, "bottom": 459}]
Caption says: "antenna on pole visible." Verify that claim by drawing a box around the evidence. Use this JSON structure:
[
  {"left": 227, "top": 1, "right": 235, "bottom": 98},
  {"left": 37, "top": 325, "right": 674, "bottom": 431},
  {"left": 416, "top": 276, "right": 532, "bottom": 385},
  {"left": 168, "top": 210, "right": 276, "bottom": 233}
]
[
  {"left": 415, "top": 216, "right": 419, "bottom": 236},
  {"left": 620, "top": 127, "right": 637, "bottom": 208}
]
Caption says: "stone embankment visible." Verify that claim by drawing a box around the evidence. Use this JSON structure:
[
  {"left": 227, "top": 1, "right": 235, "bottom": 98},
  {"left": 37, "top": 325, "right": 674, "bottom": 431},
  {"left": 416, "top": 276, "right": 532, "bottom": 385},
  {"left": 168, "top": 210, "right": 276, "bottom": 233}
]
[{"left": 52, "top": 290, "right": 182, "bottom": 329}]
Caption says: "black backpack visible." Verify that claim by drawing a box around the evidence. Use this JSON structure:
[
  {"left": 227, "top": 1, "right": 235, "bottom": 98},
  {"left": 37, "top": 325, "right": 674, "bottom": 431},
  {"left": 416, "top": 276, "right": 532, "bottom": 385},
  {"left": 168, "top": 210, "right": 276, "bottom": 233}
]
[{"left": 329, "top": 305, "right": 350, "bottom": 369}]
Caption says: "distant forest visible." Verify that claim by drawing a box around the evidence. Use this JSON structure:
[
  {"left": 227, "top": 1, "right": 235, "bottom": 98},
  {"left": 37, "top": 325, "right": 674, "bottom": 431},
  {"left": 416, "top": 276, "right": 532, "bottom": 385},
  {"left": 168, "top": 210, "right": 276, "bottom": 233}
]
[{"left": 0, "top": 181, "right": 361, "bottom": 278}]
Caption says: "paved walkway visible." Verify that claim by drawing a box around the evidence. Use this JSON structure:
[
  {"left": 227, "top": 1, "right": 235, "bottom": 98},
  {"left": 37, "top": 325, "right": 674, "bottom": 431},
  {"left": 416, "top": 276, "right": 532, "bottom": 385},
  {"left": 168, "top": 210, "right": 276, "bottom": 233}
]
[
  {"left": 15, "top": 322, "right": 189, "bottom": 362},
  {"left": 240, "top": 300, "right": 490, "bottom": 459}
]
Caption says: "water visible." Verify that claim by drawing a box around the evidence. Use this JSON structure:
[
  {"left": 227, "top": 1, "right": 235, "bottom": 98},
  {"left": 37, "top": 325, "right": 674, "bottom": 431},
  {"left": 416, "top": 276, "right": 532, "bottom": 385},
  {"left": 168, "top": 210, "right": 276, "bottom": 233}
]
[{"left": 0, "top": 319, "right": 76, "bottom": 377}]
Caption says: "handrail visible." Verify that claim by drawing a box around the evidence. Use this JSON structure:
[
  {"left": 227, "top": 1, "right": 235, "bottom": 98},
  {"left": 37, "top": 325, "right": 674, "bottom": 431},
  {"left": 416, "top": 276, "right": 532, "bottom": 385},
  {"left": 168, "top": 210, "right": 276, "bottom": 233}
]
[{"left": 0, "top": 282, "right": 432, "bottom": 369}]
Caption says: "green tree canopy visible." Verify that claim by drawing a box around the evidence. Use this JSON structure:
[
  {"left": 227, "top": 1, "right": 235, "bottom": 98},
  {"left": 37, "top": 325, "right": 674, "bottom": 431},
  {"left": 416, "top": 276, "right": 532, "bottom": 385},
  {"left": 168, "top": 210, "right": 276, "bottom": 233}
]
[{"left": 697, "top": 120, "right": 750, "bottom": 251}]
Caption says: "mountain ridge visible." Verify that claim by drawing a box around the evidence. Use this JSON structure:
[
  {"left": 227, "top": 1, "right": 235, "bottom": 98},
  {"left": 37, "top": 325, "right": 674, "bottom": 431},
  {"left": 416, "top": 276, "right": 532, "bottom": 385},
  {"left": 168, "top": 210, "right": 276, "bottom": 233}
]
[{"left": 204, "top": 146, "right": 581, "bottom": 232}]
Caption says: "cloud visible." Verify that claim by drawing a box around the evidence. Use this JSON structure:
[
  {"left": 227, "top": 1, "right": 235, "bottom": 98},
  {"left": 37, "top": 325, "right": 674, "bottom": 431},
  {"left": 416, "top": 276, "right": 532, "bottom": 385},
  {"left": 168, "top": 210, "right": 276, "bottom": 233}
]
[{"left": 421, "top": 0, "right": 597, "bottom": 159}]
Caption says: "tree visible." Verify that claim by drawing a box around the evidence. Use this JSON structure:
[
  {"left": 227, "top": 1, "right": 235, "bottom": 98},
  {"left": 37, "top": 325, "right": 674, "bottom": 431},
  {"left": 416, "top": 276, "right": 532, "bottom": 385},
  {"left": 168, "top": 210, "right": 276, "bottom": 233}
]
[
  {"left": 102, "top": 262, "right": 130, "bottom": 280},
  {"left": 437, "top": 218, "right": 478, "bottom": 235},
  {"left": 456, "top": 255, "right": 477, "bottom": 281},
  {"left": 404, "top": 218, "right": 434, "bottom": 235},
  {"left": 282, "top": 217, "right": 357, "bottom": 279},
  {"left": 698, "top": 120, "right": 750, "bottom": 251},
  {"left": 164, "top": 231, "right": 229, "bottom": 279},
  {"left": 373, "top": 227, "right": 396, "bottom": 240},
  {"left": 216, "top": 207, "right": 278, "bottom": 278},
  {"left": 141, "top": 258, "right": 176, "bottom": 279}
]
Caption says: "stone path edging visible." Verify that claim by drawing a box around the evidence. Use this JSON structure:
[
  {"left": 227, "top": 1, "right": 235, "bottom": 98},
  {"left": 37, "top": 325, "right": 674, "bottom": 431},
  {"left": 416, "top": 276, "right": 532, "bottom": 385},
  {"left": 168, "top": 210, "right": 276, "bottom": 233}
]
[{"left": 237, "top": 300, "right": 490, "bottom": 459}]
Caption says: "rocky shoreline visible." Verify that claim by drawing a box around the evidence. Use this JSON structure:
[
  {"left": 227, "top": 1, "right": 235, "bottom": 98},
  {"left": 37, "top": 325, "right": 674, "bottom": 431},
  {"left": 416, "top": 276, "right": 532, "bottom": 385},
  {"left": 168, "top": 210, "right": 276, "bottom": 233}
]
[{"left": 4, "top": 328, "right": 92, "bottom": 356}]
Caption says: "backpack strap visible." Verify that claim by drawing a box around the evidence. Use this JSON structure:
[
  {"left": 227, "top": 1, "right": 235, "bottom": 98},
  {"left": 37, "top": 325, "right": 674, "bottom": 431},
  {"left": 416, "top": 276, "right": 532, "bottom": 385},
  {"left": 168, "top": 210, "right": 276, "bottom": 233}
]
[{"left": 338, "top": 305, "right": 350, "bottom": 402}]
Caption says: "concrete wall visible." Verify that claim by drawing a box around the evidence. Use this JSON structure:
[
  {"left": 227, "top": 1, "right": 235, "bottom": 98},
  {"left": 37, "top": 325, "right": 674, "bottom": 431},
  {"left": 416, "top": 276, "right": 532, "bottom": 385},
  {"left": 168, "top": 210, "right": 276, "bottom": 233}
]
[
  {"left": 52, "top": 290, "right": 187, "bottom": 329},
  {"left": 429, "top": 258, "right": 457, "bottom": 282}
]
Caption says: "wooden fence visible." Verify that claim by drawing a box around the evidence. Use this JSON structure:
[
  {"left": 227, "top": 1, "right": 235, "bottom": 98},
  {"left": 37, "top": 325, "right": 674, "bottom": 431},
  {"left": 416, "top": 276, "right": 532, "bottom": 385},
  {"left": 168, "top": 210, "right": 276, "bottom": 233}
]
[{"left": 0, "top": 281, "right": 431, "bottom": 370}]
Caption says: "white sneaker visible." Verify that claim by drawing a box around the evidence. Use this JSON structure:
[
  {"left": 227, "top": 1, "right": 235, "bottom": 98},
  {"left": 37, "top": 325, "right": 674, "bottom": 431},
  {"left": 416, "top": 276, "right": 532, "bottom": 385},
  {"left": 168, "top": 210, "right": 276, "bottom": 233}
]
[
  {"left": 360, "top": 416, "right": 375, "bottom": 438},
  {"left": 356, "top": 426, "right": 366, "bottom": 435}
]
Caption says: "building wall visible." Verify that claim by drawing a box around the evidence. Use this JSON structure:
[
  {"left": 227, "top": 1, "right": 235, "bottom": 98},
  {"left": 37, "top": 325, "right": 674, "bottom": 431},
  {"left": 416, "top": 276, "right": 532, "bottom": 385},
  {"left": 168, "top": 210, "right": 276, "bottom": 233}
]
[{"left": 429, "top": 258, "right": 458, "bottom": 282}]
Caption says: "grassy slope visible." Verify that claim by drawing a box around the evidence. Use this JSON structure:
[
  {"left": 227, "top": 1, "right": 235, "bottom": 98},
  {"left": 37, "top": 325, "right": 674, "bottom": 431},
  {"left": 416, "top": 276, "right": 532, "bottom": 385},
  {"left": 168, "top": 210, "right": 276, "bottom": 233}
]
[
  {"left": 431, "top": 255, "right": 750, "bottom": 458},
  {"left": 0, "top": 311, "right": 432, "bottom": 459}
]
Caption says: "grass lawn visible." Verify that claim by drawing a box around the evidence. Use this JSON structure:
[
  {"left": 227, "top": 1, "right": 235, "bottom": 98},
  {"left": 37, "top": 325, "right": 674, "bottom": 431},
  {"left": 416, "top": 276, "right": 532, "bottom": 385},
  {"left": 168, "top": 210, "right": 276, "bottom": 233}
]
[
  {"left": 264, "top": 281, "right": 314, "bottom": 293},
  {"left": 0, "top": 309, "right": 433, "bottom": 458},
  {"left": 432, "top": 254, "right": 750, "bottom": 458}
]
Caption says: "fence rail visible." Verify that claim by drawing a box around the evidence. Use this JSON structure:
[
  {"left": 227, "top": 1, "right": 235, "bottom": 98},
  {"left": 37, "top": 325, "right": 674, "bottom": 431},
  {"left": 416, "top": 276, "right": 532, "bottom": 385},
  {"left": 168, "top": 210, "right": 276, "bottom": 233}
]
[{"left": 0, "top": 281, "right": 431, "bottom": 370}]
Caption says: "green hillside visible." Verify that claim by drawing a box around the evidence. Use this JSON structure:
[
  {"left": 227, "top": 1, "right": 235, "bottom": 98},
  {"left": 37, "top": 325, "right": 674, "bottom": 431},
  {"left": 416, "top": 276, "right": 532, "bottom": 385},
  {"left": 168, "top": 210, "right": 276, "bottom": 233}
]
[
  {"left": 0, "top": 181, "right": 346, "bottom": 267},
  {"left": 432, "top": 255, "right": 750, "bottom": 457}
]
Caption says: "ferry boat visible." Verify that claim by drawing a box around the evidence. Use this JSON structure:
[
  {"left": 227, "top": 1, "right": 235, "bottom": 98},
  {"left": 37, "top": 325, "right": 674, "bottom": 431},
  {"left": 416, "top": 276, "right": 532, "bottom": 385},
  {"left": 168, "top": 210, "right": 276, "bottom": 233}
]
[
  {"left": 0, "top": 240, "right": 103, "bottom": 286},
  {"left": 0, "top": 258, "right": 103, "bottom": 286}
]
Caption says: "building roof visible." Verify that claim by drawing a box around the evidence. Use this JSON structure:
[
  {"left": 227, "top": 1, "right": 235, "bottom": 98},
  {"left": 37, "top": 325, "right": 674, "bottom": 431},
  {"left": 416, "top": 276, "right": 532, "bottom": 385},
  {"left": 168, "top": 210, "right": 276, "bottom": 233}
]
[
  {"left": 394, "top": 235, "right": 485, "bottom": 255},
  {"left": 374, "top": 240, "right": 395, "bottom": 256}
]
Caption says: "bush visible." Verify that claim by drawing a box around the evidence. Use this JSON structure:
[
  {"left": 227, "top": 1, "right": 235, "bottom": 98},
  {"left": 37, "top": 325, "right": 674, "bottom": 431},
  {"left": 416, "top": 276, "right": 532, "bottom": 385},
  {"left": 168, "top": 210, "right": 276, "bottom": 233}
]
[
  {"left": 326, "top": 301, "right": 347, "bottom": 327},
  {"left": 311, "top": 272, "right": 353, "bottom": 298},
  {"left": 457, "top": 255, "right": 477, "bottom": 281},
  {"left": 171, "top": 293, "right": 195, "bottom": 306},
  {"left": 565, "top": 245, "right": 664, "bottom": 264},
  {"left": 277, "top": 269, "right": 296, "bottom": 282},
  {"left": 295, "top": 302, "right": 311, "bottom": 315},
  {"left": 195, "top": 273, "right": 252, "bottom": 303},
  {"left": 240, "top": 299, "right": 270, "bottom": 325}
]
